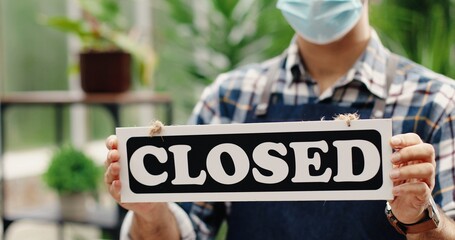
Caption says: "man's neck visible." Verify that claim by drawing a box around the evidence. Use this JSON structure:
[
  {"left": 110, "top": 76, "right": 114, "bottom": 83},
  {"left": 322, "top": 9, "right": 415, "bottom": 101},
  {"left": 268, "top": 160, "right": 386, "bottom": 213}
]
[{"left": 297, "top": 11, "right": 371, "bottom": 94}]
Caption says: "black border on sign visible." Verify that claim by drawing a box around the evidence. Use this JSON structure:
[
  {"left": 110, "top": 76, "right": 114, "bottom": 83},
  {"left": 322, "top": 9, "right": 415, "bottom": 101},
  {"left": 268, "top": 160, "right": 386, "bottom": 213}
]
[{"left": 126, "top": 129, "right": 383, "bottom": 194}]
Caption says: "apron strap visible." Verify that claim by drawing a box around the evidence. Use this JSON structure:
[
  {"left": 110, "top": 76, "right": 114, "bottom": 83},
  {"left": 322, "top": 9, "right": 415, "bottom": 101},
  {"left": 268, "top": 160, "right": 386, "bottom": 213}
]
[
  {"left": 255, "top": 53, "right": 285, "bottom": 116},
  {"left": 371, "top": 53, "right": 400, "bottom": 119},
  {"left": 256, "top": 52, "right": 400, "bottom": 119}
]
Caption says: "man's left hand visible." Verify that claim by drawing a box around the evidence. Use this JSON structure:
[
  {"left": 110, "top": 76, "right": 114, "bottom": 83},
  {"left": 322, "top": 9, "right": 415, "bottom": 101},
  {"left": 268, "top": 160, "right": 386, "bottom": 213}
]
[{"left": 388, "top": 133, "right": 436, "bottom": 224}]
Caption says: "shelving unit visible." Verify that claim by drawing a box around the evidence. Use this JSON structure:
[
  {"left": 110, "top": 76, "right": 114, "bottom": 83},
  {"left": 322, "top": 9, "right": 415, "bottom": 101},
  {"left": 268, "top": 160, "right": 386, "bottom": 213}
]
[{"left": 0, "top": 91, "right": 173, "bottom": 239}]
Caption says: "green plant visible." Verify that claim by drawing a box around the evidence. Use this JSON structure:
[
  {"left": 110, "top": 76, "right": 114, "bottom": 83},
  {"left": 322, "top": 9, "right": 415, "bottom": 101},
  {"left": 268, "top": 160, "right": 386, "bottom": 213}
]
[
  {"left": 43, "top": 146, "right": 102, "bottom": 195},
  {"left": 162, "top": 0, "right": 293, "bottom": 85},
  {"left": 153, "top": 0, "right": 294, "bottom": 123},
  {"left": 42, "top": 0, "right": 155, "bottom": 85},
  {"left": 370, "top": 0, "right": 455, "bottom": 78}
]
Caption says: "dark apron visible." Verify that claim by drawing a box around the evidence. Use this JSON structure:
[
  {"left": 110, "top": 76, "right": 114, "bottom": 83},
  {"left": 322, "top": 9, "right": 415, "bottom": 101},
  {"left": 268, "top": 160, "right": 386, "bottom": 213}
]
[{"left": 225, "top": 54, "right": 404, "bottom": 240}]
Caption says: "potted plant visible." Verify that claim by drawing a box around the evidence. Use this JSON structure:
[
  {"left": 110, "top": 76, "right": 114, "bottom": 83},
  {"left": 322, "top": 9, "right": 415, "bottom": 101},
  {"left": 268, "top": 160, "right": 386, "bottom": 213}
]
[
  {"left": 43, "top": 145, "right": 102, "bottom": 220},
  {"left": 43, "top": 0, "right": 155, "bottom": 93}
]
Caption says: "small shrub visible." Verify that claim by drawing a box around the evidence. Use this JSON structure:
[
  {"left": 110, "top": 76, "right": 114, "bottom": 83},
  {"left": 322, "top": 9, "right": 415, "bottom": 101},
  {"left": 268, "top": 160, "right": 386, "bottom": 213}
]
[{"left": 43, "top": 146, "right": 102, "bottom": 195}]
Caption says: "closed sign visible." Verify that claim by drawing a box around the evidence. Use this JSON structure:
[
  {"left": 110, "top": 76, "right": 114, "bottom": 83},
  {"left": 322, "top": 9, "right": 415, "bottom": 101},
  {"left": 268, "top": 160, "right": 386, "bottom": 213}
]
[{"left": 117, "top": 119, "right": 393, "bottom": 202}]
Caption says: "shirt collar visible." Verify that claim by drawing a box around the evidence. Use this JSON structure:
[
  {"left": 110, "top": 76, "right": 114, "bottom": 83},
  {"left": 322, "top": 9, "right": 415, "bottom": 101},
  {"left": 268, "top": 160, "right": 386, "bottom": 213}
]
[{"left": 283, "top": 29, "right": 390, "bottom": 99}]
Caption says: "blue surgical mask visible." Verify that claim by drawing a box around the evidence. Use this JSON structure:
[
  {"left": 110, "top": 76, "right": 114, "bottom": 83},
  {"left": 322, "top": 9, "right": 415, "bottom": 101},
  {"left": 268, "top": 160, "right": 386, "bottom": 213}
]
[{"left": 277, "top": 0, "right": 363, "bottom": 45}]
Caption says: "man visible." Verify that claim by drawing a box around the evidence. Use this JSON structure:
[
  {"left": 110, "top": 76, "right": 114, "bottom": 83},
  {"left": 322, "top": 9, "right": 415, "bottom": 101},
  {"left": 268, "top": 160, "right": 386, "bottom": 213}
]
[{"left": 104, "top": 0, "right": 455, "bottom": 239}]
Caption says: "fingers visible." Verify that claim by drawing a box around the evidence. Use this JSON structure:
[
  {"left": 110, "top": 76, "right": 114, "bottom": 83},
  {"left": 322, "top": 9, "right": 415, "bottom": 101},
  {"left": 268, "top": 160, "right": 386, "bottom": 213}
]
[
  {"left": 391, "top": 142, "right": 435, "bottom": 166},
  {"left": 390, "top": 133, "right": 422, "bottom": 149},
  {"left": 390, "top": 162, "right": 435, "bottom": 188},
  {"left": 104, "top": 135, "right": 123, "bottom": 203},
  {"left": 108, "top": 179, "right": 122, "bottom": 202},
  {"left": 105, "top": 134, "right": 120, "bottom": 169},
  {"left": 106, "top": 135, "right": 118, "bottom": 150},
  {"left": 390, "top": 133, "right": 433, "bottom": 167},
  {"left": 389, "top": 133, "right": 436, "bottom": 191},
  {"left": 104, "top": 135, "right": 125, "bottom": 204},
  {"left": 105, "top": 161, "right": 122, "bottom": 203},
  {"left": 105, "top": 161, "right": 120, "bottom": 184},
  {"left": 105, "top": 149, "right": 120, "bottom": 168}
]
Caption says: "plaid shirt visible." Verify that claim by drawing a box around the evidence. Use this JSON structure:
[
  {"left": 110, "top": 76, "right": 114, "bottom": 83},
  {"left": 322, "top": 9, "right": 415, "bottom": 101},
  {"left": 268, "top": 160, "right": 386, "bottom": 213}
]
[{"left": 181, "top": 30, "right": 455, "bottom": 239}]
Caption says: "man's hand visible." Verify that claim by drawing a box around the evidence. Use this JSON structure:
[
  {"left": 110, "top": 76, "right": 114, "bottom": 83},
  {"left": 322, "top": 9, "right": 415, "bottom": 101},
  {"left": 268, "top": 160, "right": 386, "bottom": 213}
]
[
  {"left": 104, "top": 135, "right": 180, "bottom": 239},
  {"left": 388, "top": 133, "right": 436, "bottom": 224}
]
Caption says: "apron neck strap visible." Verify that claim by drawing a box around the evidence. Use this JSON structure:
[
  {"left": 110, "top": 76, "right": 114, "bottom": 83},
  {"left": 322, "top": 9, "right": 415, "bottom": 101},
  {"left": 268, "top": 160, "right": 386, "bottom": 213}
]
[
  {"left": 255, "top": 52, "right": 400, "bottom": 119},
  {"left": 371, "top": 53, "right": 399, "bottom": 119},
  {"left": 255, "top": 51, "right": 286, "bottom": 116}
]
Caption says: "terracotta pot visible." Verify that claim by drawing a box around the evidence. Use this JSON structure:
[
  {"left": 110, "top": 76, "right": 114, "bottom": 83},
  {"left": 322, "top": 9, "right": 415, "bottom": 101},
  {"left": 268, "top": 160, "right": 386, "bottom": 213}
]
[{"left": 79, "top": 51, "right": 131, "bottom": 93}]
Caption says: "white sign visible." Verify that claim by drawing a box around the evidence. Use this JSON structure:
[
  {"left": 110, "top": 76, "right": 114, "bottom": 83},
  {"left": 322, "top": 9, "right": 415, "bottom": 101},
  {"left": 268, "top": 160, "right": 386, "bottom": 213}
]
[{"left": 117, "top": 119, "right": 393, "bottom": 203}]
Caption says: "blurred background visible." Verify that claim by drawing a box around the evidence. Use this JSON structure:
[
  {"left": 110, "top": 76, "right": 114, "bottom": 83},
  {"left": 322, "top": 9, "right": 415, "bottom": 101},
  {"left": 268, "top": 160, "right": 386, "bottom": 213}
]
[{"left": 0, "top": 0, "right": 454, "bottom": 239}]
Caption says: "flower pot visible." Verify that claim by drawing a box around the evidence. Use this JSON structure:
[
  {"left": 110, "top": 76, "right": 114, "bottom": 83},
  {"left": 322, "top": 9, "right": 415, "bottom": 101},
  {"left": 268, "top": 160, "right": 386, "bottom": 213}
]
[
  {"left": 59, "top": 192, "right": 93, "bottom": 221},
  {"left": 79, "top": 51, "right": 131, "bottom": 93}
]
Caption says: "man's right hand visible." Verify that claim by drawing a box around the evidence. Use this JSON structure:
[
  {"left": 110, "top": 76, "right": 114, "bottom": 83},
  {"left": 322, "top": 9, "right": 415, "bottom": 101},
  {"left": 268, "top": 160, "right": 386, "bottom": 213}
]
[{"left": 104, "top": 135, "right": 180, "bottom": 239}]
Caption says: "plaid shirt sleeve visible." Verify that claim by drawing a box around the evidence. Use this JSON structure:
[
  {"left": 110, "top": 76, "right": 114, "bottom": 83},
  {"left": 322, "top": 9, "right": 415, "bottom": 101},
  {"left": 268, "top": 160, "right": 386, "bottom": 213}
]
[
  {"left": 426, "top": 92, "right": 455, "bottom": 216},
  {"left": 388, "top": 59, "right": 455, "bottom": 216},
  {"left": 416, "top": 74, "right": 455, "bottom": 217},
  {"left": 433, "top": 112, "right": 455, "bottom": 218}
]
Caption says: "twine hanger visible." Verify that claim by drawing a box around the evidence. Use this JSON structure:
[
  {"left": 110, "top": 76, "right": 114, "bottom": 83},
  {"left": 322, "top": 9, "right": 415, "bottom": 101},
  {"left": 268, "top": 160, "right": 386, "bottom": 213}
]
[
  {"left": 149, "top": 120, "right": 164, "bottom": 140},
  {"left": 333, "top": 113, "right": 359, "bottom": 127}
]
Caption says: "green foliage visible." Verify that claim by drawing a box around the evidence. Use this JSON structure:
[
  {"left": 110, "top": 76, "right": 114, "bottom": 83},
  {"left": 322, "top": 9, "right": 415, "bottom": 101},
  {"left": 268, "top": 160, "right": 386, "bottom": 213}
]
[
  {"left": 370, "top": 0, "right": 455, "bottom": 78},
  {"left": 42, "top": 0, "right": 155, "bottom": 85},
  {"left": 43, "top": 146, "right": 102, "bottom": 195},
  {"left": 153, "top": 0, "right": 293, "bottom": 123},
  {"left": 162, "top": 0, "right": 293, "bottom": 85}
]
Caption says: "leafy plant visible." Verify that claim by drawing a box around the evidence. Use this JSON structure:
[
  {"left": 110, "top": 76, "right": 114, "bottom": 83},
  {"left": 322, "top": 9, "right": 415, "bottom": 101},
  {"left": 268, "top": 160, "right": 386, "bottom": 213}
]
[
  {"left": 42, "top": 0, "right": 155, "bottom": 85},
  {"left": 161, "top": 0, "right": 294, "bottom": 85},
  {"left": 370, "top": 0, "right": 455, "bottom": 78},
  {"left": 43, "top": 146, "right": 102, "bottom": 195},
  {"left": 152, "top": 0, "right": 293, "bottom": 123}
]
